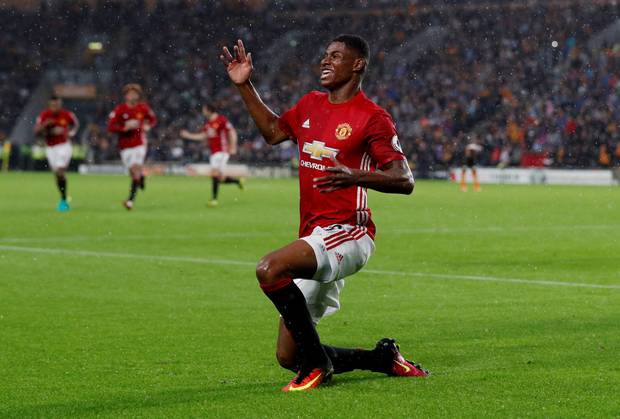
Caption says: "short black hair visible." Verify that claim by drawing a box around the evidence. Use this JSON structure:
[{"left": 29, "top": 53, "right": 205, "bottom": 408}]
[
  {"left": 203, "top": 103, "right": 217, "bottom": 112},
  {"left": 331, "top": 34, "right": 370, "bottom": 70}
]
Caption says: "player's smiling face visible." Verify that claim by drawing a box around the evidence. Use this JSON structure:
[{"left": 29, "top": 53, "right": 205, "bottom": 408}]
[
  {"left": 320, "top": 42, "right": 362, "bottom": 89},
  {"left": 48, "top": 99, "right": 61, "bottom": 113},
  {"left": 124, "top": 90, "right": 140, "bottom": 105}
]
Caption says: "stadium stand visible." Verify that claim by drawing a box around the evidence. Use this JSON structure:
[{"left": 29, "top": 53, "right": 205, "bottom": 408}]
[
  {"left": 1, "top": 0, "right": 620, "bottom": 172},
  {"left": 0, "top": 5, "right": 81, "bottom": 136}
]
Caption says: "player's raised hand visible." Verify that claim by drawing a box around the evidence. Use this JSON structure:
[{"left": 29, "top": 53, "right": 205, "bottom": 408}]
[
  {"left": 220, "top": 39, "right": 253, "bottom": 85},
  {"left": 313, "top": 155, "right": 360, "bottom": 193}
]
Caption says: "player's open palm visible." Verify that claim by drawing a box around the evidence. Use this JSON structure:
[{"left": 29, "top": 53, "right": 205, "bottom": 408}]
[{"left": 220, "top": 39, "right": 253, "bottom": 85}]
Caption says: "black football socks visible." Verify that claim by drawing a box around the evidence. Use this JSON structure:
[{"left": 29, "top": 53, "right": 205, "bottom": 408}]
[
  {"left": 261, "top": 278, "right": 331, "bottom": 369},
  {"left": 212, "top": 178, "right": 220, "bottom": 200},
  {"left": 223, "top": 177, "right": 240, "bottom": 185},
  {"left": 129, "top": 179, "right": 139, "bottom": 201},
  {"left": 213, "top": 177, "right": 240, "bottom": 200},
  {"left": 139, "top": 175, "right": 145, "bottom": 190},
  {"left": 322, "top": 345, "right": 381, "bottom": 374},
  {"left": 56, "top": 175, "right": 67, "bottom": 201}
]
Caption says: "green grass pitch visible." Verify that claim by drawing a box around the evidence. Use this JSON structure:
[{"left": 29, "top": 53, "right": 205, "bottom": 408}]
[{"left": 0, "top": 172, "right": 619, "bottom": 418}]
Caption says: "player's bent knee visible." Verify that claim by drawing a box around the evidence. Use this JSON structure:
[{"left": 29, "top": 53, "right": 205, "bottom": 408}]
[
  {"left": 130, "top": 166, "right": 141, "bottom": 180},
  {"left": 255, "top": 256, "right": 285, "bottom": 285}
]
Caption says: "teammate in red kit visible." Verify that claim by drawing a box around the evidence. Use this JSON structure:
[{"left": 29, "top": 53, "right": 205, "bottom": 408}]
[
  {"left": 180, "top": 103, "right": 244, "bottom": 207},
  {"left": 107, "top": 83, "right": 156, "bottom": 210},
  {"left": 34, "top": 96, "right": 79, "bottom": 212},
  {"left": 220, "top": 35, "right": 429, "bottom": 392}
]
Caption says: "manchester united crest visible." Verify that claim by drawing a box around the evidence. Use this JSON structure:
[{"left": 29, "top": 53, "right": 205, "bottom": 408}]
[{"left": 335, "top": 123, "right": 352, "bottom": 140}]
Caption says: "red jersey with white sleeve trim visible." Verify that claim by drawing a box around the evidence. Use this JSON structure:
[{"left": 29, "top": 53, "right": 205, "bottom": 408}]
[
  {"left": 36, "top": 109, "right": 78, "bottom": 146},
  {"left": 278, "top": 90, "right": 406, "bottom": 239},
  {"left": 107, "top": 102, "right": 156, "bottom": 150},
  {"left": 204, "top": 114, "right": 233, "bottom": 154}
]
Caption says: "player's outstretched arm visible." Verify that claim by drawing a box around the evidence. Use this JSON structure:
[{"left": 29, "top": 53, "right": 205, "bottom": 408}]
[
  {"left": 314, "top": 157, "right": 414, "bottom": 195},
  {"left": 180, "top": 129, "right": 207, "bottom": 141},
  {"left": 68, "top": 114, "right": 80, "bottom": 138},
  {"left": 219, "top": 40, "right": 288, "bottom": 145},
  {"left": 228, "top": 128, "right": 239, "bottom": 155}
]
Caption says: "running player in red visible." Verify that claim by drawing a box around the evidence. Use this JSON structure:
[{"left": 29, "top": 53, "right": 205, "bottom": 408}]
[
  {"left": 34, "top": 96, "right": 79, "bottom": 212},
  {"left": 180, "top": 103, "right": 244, "bottom": 207},
  {"left": 107, "top": 84, "right": 156, "bottom": 210},
  {"left": 220, "top": 35, "right": 429, "bottom": 392}
]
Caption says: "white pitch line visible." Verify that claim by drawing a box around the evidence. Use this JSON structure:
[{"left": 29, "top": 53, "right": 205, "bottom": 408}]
[
  {"left": 388, "top": 224, "right": 620, "bottom": 234},
  {"left": 0, "top": 245, "right": 254, "bottom": 267},
  {"left": 1, "top": 244, "right": 619, "bottom": 290},
  {"left": 0, "top": 224, "right": 618, "bottom": 244},
  {"left": 0, "top": 232, "right": 285, "bottom": 243},
  {"left": 361, "top": 269, "right": 620, "bottom": 290}
]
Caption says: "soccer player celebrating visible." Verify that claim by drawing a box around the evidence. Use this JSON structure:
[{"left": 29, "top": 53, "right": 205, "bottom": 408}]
[
  {"left": 180, "top": 103, "right": 244, "bottom": 207},
  {"left": 460, "top": 139, "right": 483, "bottom": 192},
  {"left": 34, "top": 96, "right": 79, "bottom": 212},
  {"left": 220, "top": 36, "right": 428, "bottom": 392},
  {"left": 107, "top": 84, "right": 156, "bottom": 210}
]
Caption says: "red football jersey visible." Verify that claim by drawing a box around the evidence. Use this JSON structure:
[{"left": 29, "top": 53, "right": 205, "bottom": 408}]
[
  {"left": 278, "top": 91, "right": 406, "bottom": 239},
  {"left": 107, "top": 102, "right": 156, "bottom": 150},
  {"left": 36, "top": 109, "right": 78, "bottom": 146},
  {"left": 204, "top": 114, "right": 233, "bottom": 154}
]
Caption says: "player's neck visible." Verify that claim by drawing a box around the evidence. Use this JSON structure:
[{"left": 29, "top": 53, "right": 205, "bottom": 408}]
[
  {"left": 209, "top": 113, "right": 219, "bottom": 121},
  {"left": 126, "top": 101, "right": 138, "bottom": 108},
  {"left": 327, "top": 82, "right": 362, "bottom": 104}
]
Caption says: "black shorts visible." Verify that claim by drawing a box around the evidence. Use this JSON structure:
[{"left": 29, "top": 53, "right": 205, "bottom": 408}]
[{"left": 463, "top": 156, "right": 476, "bottom": 168}]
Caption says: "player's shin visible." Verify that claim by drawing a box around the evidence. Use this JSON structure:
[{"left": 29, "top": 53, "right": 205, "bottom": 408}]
[
  {"left": 56, "top": 174, "right": 67, "bottom": 200},
  {"left": 129, "top": 178, "right": 139, "bottom": 201},
  {"left": 212, "top": 177, "right": 220, "bottom": 200},
  {"left": 322, "top": 345, "right": 378, "bottom": 374},
  {"left": 261, "top": 278, "right": 330, "bottom": 369},
  {"left": 472, "top": 169, "right": 481, "bottom": 191},
  {"left": 223, "top": 177, "right": 240, "bottom": 184}
]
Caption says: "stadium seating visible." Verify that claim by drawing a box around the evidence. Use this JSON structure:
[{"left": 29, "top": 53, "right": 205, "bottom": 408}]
[{"left": 2, "top": 1, "right": 620, "bottom": 171}]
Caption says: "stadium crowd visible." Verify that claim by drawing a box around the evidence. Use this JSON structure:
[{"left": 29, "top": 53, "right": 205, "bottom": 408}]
[
  {"left": 0, "top": 5, "right": 82, "bottom": 138},
  {"left": 2, "top": 1, "right": 620, "bottom": 171}
]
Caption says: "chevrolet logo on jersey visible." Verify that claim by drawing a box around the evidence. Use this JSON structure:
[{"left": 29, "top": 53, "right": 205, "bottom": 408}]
[{"left": 302, "top": 141, "right": 338, "bottom": 160}]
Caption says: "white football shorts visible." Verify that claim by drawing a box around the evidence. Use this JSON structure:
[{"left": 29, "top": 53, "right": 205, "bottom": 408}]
[
  {"left": 45, "top": 142, "right": 72, "bottom": 171},
  {"left": 210, "top": 151, "right": 230, "bottom": 172},
  {"left": 296, "top": 224, "right": 375, "bottom": 324},
  {"left": 120, "top": 145, "right": 147, "bottom": 168}
]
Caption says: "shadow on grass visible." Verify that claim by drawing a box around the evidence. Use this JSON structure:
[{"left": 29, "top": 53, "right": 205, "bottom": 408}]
[
  {"left": 1, "top": 374, "right": 424, "bottom": 417},
  {"left": 0, "top": 380, "right": 283, "bottom": 418},
  {"left": 328, "top": 374, "right": 392, "bottom": 387}
]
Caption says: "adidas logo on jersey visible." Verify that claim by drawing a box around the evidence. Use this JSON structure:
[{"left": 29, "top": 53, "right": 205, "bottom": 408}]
[
  {"left": 302, "top": 119, "right": 310, "bottom": 128},
  {"left": 335, "top": 252, "right": 344, "bottom": 264}
]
